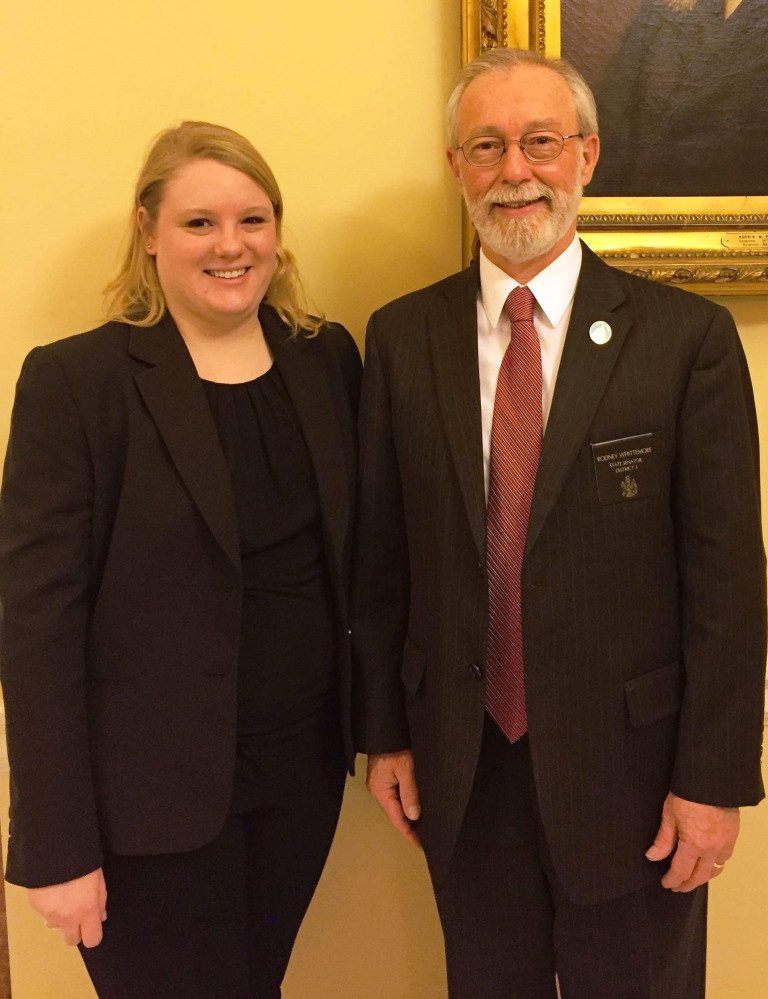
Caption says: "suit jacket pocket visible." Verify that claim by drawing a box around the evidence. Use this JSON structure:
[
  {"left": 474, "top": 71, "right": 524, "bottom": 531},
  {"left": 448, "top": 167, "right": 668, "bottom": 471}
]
[
  {"left": 400, "top": 636, "right": 426, "bottom": 695},
  {"left": 624, "top": 661, "right": 683, "bottom": 728}
]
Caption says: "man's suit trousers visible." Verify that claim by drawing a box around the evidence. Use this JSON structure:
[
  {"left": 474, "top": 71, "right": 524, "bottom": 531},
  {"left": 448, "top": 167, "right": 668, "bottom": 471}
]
[{"left": 431, "top": 716, "right": 707, "bottom": 999}]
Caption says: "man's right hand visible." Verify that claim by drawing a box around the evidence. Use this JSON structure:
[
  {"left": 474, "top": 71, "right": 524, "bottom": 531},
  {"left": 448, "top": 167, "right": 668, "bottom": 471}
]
[
  {"left": 367, "top": 750, "right": 422, "bottom": 847},
  {"left": 28, "top": 867, "right": 107, "bottom": 947}
]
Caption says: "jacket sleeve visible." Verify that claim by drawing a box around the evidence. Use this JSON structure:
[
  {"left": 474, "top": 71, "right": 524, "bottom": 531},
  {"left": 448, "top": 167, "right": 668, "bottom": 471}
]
[
  {"left": 0, "top": 346, "right": 104, "bottom": 887},
  {"left": 323, "top": 321, "right": 363, "bottom": 412},
  {"left": 351, "top": 312, "right": 412, "bottom": 754},
  {"left": 670, "top": 304, "right": 766, "bottom": 807}
]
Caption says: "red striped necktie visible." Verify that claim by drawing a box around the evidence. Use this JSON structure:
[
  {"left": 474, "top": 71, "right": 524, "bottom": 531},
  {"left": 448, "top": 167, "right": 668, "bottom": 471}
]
[{"left": 485, "top": 285, "right": 542, "bottom": 743}]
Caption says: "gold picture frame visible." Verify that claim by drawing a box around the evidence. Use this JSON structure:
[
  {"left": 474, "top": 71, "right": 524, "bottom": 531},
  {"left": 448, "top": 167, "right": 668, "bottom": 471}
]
[{"left": 461, "top": 0, "right": 768, "bottom": 295}]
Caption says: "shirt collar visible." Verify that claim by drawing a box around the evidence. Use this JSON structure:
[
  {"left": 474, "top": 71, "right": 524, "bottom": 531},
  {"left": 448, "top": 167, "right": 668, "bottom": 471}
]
[{"left": 479, "top": 233, "right": 582, "bottom": 330}]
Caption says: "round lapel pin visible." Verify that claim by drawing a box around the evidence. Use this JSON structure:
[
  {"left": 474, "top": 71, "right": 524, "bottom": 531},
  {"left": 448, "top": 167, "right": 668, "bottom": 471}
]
[{"left": 589, "top": 321, "right": 612, "bottom": 345}]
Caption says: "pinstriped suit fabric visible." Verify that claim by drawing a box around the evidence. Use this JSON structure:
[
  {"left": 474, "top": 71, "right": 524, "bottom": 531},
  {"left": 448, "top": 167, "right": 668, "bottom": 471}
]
[
  {"left": 352, "top": 245, "right": 765, "bottom": 906},
  {"left": 435, "top": 720, "right": 707, "bottom": 999},
  {"left": 486, "top": 286, "right": 541, "bottom": 743}
]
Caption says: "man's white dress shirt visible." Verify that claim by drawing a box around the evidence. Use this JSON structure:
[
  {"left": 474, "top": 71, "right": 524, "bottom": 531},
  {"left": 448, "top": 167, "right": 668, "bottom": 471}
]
[{"left": 477, "top": 234, "right": 582, "bottom": 497}]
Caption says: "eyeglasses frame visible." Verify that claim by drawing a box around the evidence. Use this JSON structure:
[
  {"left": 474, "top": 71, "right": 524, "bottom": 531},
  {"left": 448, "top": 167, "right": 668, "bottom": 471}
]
[{"left": 455, "top": 131, "right": 584, "bottom": 167}]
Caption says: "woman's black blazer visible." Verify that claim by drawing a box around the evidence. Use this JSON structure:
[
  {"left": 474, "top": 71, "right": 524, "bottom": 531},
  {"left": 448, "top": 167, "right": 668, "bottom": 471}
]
[{"left": 0, "top": 306, "right": 362, "bottom": 888}]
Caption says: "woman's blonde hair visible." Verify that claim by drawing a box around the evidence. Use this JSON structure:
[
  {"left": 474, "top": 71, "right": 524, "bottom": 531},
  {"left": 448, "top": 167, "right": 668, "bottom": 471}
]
[{"left": 104, "top": 120, "right": 322, "bottom": 334}]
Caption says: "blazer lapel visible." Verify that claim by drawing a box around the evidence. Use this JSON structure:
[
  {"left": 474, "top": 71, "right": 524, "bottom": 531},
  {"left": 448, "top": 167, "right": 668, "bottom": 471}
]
[
  {"left": 263, "top": 310, "right": 350, "bottom": 581},
  {"left": 429, "top": 265, "right": 487, "bottom": 559},
  {"left": 129, "top": 315, "right": 240, "bottom": 570},
  {"left": 525, "top": 245, "right": 631, "bottom": 556}
]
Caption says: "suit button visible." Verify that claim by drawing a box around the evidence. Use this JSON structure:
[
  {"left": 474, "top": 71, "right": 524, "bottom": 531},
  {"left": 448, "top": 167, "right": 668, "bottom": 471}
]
[{"left": 469, "top": 662, "right": 484, "bottom": 680}]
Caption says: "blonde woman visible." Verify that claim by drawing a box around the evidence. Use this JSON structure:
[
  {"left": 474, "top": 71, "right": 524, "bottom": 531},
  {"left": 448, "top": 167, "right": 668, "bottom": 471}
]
[{"left": 0, "top": 121, "right": 361, "bottom": 998}]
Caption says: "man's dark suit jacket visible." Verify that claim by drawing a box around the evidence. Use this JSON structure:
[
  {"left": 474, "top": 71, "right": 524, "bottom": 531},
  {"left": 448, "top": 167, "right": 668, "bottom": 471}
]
[
  {"left": 0, "top": 305, "right": 361, "bottom": 889},
  {"left": 353, "top": 245, "right": 766, "bottom": 905}
]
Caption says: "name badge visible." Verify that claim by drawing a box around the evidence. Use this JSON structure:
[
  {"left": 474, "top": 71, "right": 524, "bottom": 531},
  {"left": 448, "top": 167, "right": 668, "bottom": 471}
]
[{"left": 591, "top": 433, "right": 659, "bottom": 504}]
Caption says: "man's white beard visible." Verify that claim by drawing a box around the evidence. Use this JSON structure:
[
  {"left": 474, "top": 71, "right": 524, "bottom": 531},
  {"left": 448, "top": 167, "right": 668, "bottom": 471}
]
[{"left": 463, "top": 177, "right": 583, "bottom": 264}]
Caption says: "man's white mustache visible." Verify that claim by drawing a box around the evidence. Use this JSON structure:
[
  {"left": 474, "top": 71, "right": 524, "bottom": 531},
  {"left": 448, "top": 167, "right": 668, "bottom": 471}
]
[{"left": 482, "top": 184, "right": 554, "bottom": 213}]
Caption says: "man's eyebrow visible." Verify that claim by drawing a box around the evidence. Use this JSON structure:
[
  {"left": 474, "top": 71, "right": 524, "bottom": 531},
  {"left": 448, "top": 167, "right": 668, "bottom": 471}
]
[
  {"left": 463, "top": 125, "right": 505, "bottom": 138},
  {"left": 462, "top": 118, "right": 566, "bottom": 139}
]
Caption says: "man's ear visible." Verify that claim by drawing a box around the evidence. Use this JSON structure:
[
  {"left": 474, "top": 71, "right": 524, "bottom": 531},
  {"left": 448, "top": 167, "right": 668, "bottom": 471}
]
[
  {"left": 446, "top": 146, "right": 465, "bottom": 192},
  {"left": 580, "top": 133, "right": 601, "bottom": 188}
]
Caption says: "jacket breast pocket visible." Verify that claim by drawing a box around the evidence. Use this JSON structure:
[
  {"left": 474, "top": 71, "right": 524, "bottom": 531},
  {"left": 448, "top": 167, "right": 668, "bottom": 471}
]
[
  {"left": 400, "top": 635, "right": 426, "bottom": 695},
  {"left": 624, "top": 662, "right": 684, "bottom": 728}
]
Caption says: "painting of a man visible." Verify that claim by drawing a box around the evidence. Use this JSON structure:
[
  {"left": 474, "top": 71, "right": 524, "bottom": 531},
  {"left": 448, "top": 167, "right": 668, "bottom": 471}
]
[{"left": 561, "top": 0, "right": 768, "bottom": 196}]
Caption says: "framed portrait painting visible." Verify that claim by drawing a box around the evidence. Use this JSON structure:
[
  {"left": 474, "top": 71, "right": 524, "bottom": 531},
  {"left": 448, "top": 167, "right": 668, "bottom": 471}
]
[{"left": 462, "top": 0, "right": 768, "bottom": 294}]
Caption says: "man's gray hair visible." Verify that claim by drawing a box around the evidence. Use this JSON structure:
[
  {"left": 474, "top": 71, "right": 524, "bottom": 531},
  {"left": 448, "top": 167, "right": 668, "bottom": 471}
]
[{"left": 446, "top": 48, "right": 598, "bottom": 145}]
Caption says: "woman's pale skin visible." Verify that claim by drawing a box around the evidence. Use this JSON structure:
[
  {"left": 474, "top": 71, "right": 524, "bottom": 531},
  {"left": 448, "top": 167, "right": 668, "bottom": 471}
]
[{"left": 28, "top": 157, "right": 279, "bottom": 946}]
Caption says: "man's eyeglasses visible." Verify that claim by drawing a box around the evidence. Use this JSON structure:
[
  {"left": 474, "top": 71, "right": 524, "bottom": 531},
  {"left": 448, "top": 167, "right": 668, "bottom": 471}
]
[{"left": 455, "top": 131, "right": 583, "bottom": 167}]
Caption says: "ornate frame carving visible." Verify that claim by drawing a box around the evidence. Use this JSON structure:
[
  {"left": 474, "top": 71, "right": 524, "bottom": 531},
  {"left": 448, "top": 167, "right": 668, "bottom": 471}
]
[{"left": 461, "top": 0, "right": 768, "bottom": 295}]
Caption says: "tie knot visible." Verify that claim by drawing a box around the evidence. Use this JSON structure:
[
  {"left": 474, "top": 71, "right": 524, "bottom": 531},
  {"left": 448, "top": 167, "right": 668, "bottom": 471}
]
[{"left": 504, "top": 286, "right": 536, "bottom": 326}]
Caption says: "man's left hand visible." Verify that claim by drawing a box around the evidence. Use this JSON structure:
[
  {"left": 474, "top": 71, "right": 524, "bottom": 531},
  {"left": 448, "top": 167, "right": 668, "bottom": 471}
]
[{"left": 645, "top": 792, "right": 739, "bottom": 892}]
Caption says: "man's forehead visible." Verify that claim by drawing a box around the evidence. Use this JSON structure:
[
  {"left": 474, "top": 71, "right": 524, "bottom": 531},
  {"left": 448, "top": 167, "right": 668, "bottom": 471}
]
[{"left": 457, "top": 65, "right": 577, "bottom": 134}]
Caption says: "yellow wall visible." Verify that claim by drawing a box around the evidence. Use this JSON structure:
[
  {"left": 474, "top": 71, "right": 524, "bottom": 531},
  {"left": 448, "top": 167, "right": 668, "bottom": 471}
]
[
  {"left": 0, "top": 0, "right": 462, "bottom": 441},
  {"left": 0, "top": 2, "right": 765, "bottom": 997}
]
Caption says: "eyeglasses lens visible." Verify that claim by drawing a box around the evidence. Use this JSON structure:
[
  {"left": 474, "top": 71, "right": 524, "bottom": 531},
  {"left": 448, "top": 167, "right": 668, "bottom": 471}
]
[{"left": 464, "top": 132, "right": 565, "bottom": 166}]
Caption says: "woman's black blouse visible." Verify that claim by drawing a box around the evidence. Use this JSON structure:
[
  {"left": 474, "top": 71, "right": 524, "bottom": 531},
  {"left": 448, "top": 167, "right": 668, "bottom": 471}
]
[{"left": 202, "top": 365, "right": 336, "bottom": 736}]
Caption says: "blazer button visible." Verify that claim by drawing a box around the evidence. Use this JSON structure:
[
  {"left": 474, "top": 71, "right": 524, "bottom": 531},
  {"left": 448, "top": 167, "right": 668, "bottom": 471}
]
[{"left": 469, "top": 662, "right": 485, "bottom": 680}]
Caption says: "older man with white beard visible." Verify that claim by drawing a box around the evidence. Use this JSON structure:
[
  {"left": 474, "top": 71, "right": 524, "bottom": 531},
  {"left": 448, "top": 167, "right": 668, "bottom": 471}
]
[{"left": 353, "top": 47, "right": 765, "bottom": 999}]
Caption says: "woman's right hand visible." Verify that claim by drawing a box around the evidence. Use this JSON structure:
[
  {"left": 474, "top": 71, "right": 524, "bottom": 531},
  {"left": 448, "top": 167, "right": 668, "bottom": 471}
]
[{"left": 27, "top": 867, "right": 107, "bottom": 947}]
